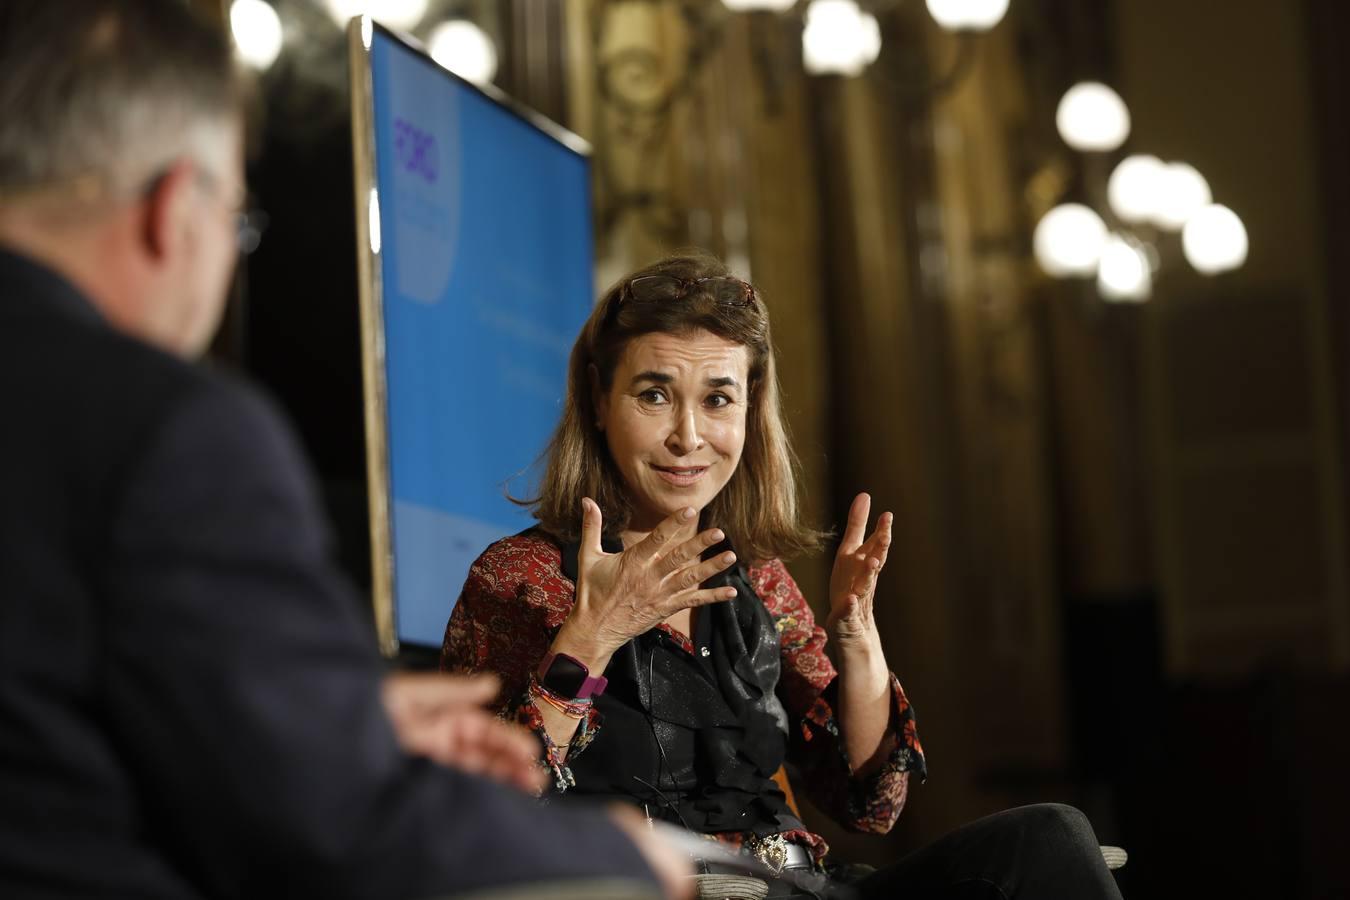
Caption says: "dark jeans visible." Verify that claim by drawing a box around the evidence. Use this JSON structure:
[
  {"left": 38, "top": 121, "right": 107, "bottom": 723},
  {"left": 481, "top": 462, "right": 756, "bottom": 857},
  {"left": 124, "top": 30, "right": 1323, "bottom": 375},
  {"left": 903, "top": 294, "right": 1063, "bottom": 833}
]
[
  {"left": 854, "top": 803, "right": 1124, "bottom": 900},
  {"left": 766, "top": 804, "right": 1122, "bottom": 900}
]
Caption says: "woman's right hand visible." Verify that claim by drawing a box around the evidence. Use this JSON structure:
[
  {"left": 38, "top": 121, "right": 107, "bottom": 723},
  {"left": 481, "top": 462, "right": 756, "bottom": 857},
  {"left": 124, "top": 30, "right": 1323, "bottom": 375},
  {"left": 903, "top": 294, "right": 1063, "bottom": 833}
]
[{"left": 552, "top": 498, "right": 738, "bottom": 670}]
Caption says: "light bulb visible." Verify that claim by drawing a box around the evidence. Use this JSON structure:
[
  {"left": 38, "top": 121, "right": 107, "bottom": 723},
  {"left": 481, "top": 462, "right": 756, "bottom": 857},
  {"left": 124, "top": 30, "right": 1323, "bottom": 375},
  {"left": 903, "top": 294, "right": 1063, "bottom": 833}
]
[
  {"left": 1107, "top": 154, "right": 1166, "bottom": 224},
  {"left": 1033, "top": 203, "right": 1108, "bottom": 278},
  {"left": 803, "top": 0, "right": 881, "bottom": 77},
  {"left": 925, "top": 0, "right": 1010, "bottom": 32},
  {"left": 1097, "top": 234, "right": 1152, "bottom": 301},
  {"left": 428, "top": 20, "right": 498, "bottom": 86},
  {"left": 1151, "top": 162, "right": 1212, "bottom": 231},
  {"left": 1056, "top": 82, "right": 1131, "bottom": 152},
  {"left": 229, "top": 0, "right": 283, "bottom": 70},
  {"left": 1182, "top": 204, "right": 1248, "bottom": 274}
]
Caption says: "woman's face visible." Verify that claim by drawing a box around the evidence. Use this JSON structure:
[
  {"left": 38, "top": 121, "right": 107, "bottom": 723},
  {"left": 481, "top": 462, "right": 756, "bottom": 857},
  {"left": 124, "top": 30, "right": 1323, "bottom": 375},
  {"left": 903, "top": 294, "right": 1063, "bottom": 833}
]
[{"left": 595, "top": 328, "right": 750, "bottom": 533}]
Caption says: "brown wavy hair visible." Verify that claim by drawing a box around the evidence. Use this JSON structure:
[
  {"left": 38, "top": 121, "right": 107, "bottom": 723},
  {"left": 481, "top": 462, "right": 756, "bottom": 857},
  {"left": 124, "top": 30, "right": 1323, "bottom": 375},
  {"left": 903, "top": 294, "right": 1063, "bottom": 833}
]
[{"left": 523, "top": 250, "right": 824, "bottom": 563}]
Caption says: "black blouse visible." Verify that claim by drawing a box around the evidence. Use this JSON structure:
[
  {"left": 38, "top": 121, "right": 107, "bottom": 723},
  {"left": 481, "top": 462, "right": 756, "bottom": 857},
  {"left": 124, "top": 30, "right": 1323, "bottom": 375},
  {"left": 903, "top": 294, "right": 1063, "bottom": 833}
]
[{"left": 557, "top": 536, "right": 806, "bottom": 838}]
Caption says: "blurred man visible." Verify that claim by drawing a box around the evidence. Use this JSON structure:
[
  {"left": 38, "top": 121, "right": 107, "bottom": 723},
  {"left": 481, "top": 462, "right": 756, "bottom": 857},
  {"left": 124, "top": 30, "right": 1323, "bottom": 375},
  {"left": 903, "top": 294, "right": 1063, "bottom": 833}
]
[{"left": 0, "top": 1, "right": 684, "bottom": 897}]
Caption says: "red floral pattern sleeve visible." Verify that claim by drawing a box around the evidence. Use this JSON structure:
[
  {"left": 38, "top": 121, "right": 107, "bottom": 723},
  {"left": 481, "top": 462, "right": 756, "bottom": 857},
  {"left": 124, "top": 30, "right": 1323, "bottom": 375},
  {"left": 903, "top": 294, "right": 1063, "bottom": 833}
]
[
  {"left": 440, "top": 535, "right": 598, "bottom": 792},
  {"left": 747, "top": 558, "right": 927, "bottom": 834}
]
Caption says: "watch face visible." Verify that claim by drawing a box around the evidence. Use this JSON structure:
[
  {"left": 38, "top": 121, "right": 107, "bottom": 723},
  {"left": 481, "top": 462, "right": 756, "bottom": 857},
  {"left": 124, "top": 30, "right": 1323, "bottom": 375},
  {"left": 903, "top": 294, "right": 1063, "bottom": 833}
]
[{"left": 542, "top": 655, "right": 589, "bottom": 699}]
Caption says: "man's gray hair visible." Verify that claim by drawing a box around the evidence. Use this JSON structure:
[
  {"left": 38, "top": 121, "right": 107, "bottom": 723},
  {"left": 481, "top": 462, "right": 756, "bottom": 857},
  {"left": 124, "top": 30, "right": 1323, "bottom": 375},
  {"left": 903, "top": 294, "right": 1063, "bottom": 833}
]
[{"left": 0, "top": 0, "right": 243, "bottom": 198}]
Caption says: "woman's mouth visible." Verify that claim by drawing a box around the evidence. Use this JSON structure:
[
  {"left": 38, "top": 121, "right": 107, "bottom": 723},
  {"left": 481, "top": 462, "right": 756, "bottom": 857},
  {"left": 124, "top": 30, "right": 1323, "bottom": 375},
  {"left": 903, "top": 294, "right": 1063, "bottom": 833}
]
[{"left": 651, "top": 464, "right": 709, "bottom": 487}]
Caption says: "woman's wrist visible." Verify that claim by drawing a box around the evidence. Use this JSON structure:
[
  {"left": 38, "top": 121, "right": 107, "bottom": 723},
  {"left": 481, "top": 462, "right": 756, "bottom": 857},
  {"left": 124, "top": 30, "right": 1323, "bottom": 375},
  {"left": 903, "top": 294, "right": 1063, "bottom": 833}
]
[
  {"left": 832, "top": 629, "right": 888, "bottom": 673},
  {"left": 548, "top": 620, "right": 615, "bottom": 677},
  {"left": 827, "top": 613, "right": 884, "bottom": 652},
  {"left": 530, "top": 678, "right": 593, "bottom": 719}
]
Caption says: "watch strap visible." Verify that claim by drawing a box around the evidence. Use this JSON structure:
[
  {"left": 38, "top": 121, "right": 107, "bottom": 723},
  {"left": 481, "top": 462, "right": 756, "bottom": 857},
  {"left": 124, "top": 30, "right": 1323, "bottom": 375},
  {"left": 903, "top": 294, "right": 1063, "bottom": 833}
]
[{"left": 537, "top": 651, "right": 609, "bottom": 700}]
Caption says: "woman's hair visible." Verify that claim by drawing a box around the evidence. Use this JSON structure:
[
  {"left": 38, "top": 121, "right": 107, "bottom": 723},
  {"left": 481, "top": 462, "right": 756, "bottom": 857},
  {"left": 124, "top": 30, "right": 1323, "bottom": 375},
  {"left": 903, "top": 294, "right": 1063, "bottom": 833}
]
[{"left": 524, "top": 250, "right": 824, "bottom": 562}]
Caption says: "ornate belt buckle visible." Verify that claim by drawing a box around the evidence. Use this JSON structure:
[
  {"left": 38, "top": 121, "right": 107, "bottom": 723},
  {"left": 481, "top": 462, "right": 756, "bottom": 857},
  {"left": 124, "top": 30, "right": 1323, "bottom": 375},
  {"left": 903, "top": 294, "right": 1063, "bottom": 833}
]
[{"left": 745, "top": 832, "right": 790, "bottom": 876}]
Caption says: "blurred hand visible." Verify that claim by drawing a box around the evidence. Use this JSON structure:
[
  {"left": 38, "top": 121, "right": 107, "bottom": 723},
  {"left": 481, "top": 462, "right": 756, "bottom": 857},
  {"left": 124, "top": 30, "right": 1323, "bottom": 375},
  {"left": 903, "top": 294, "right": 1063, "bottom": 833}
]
[
  {"left": 607, "top": 805, "right": 695, "bottom": 900},
  {"left": 381, "top": 672, "right": 546, "bottom": 795},
  {"left": 554, "top": 498, "right": 738, "bottom": 667},
  {"left": 826, "top": 493, "right": 893, "bottom": 648}
]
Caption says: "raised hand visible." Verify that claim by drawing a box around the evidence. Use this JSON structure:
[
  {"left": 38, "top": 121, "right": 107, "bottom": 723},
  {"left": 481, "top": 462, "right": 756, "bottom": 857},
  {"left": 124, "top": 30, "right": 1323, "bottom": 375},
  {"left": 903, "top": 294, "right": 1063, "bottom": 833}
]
[
  {"left": 826, "top": 493, "right": 893, "bottom": 646},
  {"left": 380, "top": 672, "right": 547, "bottom": 794},
  {"left": 553, "top": 498, "right": 739, "bottom": 668}
]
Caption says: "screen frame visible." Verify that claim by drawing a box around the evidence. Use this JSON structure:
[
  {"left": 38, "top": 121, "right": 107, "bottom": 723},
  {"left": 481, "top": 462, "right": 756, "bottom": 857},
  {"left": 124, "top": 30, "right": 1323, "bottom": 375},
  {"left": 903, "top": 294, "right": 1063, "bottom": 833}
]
[{"left": 347, "top": 16, "right": 593, "bottom": 657}]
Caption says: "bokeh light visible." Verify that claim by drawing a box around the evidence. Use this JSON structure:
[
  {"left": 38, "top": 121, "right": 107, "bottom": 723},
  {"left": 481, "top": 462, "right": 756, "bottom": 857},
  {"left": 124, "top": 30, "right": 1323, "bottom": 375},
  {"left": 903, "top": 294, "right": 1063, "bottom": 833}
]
[
  {"left": 428, "top": 20, "right": 499, "bottom": 86},
  {"left": 1097, "top": 234, "right": 1152, "bottom": 301},
  {"left": 926, "top": 0, "right": 1011, "bottom": 32},
  {"left": 1107, "top": 155, "right": 1166, "bottom": 224},
  {"left": 229, "top": 0, "right": 283, "bottom": 70},
  {"left": 1152, "top": 162, "right": 1212, "bottom": 232},
  {"left": 1182, "top": 204, "right": 1249, "bottom": 274},
  {"left": 1056, "top": 82, "right": 1132, "bottom": 152},
  {"left": 1034, "top": 203, "right": 1109, "bottom": 277},
  {"left": 803, "top": 0, "right": 881, "bottom": 77}
]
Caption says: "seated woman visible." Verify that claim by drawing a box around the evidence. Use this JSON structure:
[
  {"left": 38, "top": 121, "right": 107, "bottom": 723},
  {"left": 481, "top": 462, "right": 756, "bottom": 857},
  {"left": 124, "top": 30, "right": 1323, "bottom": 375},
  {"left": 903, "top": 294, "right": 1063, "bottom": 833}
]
[{"left": 441, "top": 252, "right": 1122, "bottom": 900}]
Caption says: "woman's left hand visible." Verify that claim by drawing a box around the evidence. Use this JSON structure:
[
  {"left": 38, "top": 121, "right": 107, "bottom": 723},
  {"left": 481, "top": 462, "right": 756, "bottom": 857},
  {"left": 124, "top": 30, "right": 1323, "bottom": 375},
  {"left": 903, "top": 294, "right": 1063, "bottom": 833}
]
[{"left": 827, "top": 493, "right": 893, "bottom": 647}]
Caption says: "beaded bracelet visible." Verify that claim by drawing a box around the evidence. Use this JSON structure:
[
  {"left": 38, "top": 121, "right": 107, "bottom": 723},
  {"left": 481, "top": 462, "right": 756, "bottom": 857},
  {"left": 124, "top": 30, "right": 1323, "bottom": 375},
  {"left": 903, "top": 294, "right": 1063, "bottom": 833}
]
[{"left": 529, "top": 677, "right": 593, "bottom": 719}]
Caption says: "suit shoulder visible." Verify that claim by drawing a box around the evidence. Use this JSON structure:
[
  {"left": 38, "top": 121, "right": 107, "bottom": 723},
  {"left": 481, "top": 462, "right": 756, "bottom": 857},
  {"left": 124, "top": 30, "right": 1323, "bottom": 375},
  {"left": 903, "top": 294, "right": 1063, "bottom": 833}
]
[{"left": 66, "top": 325, "right": 294, "bottom": 465}]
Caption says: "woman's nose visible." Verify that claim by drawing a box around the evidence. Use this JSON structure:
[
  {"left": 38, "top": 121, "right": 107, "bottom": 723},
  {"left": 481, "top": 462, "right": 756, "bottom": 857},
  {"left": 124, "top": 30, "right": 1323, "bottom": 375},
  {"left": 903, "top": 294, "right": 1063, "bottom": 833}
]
[{"left": 665, "top": 408, "right": 705, "bottom": 457}]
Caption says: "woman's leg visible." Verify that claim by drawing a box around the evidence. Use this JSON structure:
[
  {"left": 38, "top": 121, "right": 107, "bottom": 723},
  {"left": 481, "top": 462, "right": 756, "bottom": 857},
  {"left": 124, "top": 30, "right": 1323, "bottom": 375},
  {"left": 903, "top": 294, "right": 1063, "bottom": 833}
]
[{"left": 853, "top": 804, "right": 1123, "bottom": 900}]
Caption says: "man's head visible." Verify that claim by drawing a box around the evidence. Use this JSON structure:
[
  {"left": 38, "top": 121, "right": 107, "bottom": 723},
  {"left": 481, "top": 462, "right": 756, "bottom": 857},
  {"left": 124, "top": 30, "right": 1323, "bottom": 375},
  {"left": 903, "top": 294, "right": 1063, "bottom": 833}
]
[{"left": 0, "top": 0, "right": 246, "bottom": 357}]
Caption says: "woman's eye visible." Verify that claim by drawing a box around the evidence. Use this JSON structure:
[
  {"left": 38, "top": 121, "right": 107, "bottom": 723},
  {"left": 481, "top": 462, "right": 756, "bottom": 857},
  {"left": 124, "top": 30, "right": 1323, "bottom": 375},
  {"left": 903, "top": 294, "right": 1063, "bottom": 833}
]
[
  {"left": 706, "top": 393, "right": 732, "bottom": 409},
  {"left": 638, "top": 389, "right": 667, "bottom": 404}
]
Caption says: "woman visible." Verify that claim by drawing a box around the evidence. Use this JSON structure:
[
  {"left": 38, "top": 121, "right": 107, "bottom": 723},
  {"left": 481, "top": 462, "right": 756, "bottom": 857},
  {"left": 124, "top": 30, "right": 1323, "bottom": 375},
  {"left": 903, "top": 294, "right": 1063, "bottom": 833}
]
[{"left": 442, "top": 252, "right": 1121, "bottom": 900}]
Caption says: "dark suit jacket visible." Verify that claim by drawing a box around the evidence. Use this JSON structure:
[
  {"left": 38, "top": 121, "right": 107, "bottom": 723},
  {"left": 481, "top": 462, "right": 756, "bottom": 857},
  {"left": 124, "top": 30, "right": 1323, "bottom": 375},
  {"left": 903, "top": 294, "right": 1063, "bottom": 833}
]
[{"left": 0, "top": 247, "right": 654, "bottom": 898}]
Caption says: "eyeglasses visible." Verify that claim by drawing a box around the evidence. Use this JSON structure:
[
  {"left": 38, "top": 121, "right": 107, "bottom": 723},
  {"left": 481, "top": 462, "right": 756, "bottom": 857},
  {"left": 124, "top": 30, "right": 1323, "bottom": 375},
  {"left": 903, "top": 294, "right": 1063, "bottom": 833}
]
[
  {"left": 234, "top": 207, "right": 269, "bottom": 255},
  {"left": 194, "top": 171, "right": 268, "bottom": 256},
  {"left": 621, "top": 275, "right": 758, "bottom": 307},
  {"left": 142, "top": 165, "right": 268, "bottom": 256}
]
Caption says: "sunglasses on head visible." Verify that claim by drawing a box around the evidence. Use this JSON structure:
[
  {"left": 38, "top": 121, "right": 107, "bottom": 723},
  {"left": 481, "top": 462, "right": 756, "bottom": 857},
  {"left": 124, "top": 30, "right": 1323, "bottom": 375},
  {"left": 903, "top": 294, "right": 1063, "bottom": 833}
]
[{"left": 620, "top": 274, "right": 758, "bottom": 308}]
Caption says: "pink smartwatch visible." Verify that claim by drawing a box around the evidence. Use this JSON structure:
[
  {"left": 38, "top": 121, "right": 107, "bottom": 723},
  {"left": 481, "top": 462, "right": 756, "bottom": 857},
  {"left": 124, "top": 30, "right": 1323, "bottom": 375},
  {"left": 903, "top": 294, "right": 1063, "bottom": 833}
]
[{"left": 536, "top": 652, "right": 609, "bottom": 701}]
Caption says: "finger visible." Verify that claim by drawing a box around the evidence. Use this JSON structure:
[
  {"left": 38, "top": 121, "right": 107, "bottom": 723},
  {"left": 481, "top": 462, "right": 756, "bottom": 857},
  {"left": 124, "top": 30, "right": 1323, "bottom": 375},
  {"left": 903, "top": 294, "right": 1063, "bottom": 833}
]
[
  {"left": 860, "top": 510, "right": 893, "bottom": 558},
  {"left": 840, "top": 493, "right": 872, "bottom": 553},
  {"left": 629, "top": 506, "right": 697, "bottom": 563},
  {"left": 412, "top": 673, "right": 500, "bottom": 707},
  {"left": 401, "top": 710, "right": 493, "bottom": 764},
  {"left": 868, "top": 511, "right": 894, "bottom": 567},
  {"left": 382, "top": 672, "right": 500, "bottom": 721},
  {"left": 486, "top": 744, "right": 542, "bottom": 782},
  {"left": 579, "top": 497, "right": 604, "bottom": 561},
  {"left": 425, "top": 714, "right": 538, "bottom": 770},
  {"left": 451, "top": 722, "right": 545, "bottom": 793},
  {"left": 667, "top": 549, "right": 737, "bottom": 594},
  {"left": 669, "top": 585, "right": 739, "bottom": 612},
  {"left": 850, "top": 555, "right": 883, "bottom": 601},
  {"left": 657, "top": 527, "right": 725, "bottom": 577}
]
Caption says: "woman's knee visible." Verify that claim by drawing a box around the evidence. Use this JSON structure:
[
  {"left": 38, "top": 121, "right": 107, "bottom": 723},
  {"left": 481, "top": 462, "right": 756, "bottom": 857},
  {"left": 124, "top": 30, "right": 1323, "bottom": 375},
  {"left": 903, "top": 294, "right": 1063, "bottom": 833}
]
[{"left": 1013, "top": 803, "right": 1100, "bottom": 853}]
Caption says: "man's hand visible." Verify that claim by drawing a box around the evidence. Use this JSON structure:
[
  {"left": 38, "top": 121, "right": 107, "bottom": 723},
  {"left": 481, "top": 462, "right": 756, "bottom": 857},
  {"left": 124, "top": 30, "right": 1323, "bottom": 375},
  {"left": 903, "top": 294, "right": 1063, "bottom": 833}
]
[
  {"left": 607, "top": 805, "right": 695, "bottom": 900},
  {"left": 381, "top": 672, "right": 547, "bottom": 795}
]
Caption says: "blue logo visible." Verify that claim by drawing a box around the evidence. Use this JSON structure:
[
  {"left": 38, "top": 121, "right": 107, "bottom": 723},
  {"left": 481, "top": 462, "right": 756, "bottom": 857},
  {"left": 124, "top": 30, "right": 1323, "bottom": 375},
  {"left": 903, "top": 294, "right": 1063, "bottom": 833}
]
[{"left": 393, "top": 117, "right": 438, "bottom": 183}]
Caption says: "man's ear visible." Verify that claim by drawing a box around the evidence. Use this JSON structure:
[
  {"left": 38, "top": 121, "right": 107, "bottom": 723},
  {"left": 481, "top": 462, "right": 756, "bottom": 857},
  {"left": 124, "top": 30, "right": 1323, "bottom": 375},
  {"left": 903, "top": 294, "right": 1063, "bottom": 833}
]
[
  {"left": 139, "top": 160, "right": 198, "bottom": 263},
  {"left": 588, "top": 363, "right": 607, "bottom": 431}
]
